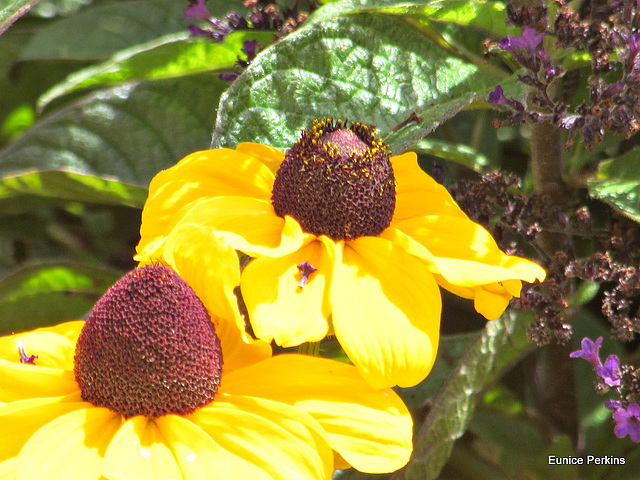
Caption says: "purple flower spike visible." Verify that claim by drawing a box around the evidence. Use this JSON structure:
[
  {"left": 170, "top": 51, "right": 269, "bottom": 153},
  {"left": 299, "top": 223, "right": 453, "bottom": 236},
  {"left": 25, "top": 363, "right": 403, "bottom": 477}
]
[
  {"left": 182, "top": 0, "right": 212, "bottom": 21},
  {"left": 569, "top": 336, "right": 603, "bottom": 368},
  {"left": 612, "top": 403, "right": 640, "bottom": 442},
  {"left": 597, "top": 354, "right": 621, "bottom": 387},
  {"left": 489, "top": 85, "right": 509, "bottom": 105}
]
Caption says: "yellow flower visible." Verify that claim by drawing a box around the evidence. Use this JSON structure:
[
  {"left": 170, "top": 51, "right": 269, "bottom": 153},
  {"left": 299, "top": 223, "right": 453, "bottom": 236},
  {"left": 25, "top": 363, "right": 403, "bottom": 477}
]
[
  {"left": 0, "top": 224, "right": 412, "bottom": 480},
  {"left": 136, "top": 118, "right": 545, "bottom": 389}
]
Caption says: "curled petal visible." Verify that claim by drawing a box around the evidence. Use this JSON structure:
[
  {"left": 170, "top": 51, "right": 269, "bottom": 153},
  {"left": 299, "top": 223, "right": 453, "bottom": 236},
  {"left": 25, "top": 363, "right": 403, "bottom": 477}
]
[
  {"left": 136, "top": 148, "right": 277, "bottom": 260},
  {"left": 168, "top": 196, "right": 304, "bottom": 258}
]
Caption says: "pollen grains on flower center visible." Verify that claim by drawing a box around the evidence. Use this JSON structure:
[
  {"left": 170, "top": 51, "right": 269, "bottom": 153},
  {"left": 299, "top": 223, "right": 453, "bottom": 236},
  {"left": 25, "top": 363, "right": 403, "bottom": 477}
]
[
  {"left": 271, "top": 118, "right": 396, "bottom": 241},
  {"left": 73, "top": 264, "right": 223, "bottom": 418}
]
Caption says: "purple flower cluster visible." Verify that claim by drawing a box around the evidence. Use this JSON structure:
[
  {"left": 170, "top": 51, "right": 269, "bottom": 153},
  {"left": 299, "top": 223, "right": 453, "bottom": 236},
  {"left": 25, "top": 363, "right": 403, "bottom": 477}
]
[
  {"left": 488, "top": 0, "right": 640, "bottom": 150},
  {"left": 570, "top": 337, "right": 640, "bottom": 442}
]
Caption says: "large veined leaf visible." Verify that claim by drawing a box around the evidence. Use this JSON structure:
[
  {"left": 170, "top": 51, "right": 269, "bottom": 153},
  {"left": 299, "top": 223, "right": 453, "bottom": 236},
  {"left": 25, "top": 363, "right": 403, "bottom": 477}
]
[
  {"left": 0, "top": 73, "right": 223, "bottom": 209},
  {"left": 38, "top": 30, "right": 276, "bottom": 110},
  {"left": 212, "top": 12, "right": 500, "bottom": 153},
  {"left": 0, "top": 261, "right": 122, "bottom": 335}
]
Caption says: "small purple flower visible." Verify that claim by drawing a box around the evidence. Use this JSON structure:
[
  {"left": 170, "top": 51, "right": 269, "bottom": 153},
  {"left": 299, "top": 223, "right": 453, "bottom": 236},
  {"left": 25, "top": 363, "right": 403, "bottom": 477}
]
[
  {"left": 242, "top": 40, "right": 258, "bottom": 61},
  {"left": 17, "top": 341, "right": 37, "bottom": 365},
  {"left": 606, "top": 399, "right": 622, "bottom": 410},
  {"left": 498, "top": 27, "right": 547, "bottom": 72},
  {"left": 297, "top": 261, "right": 317, "bottom": 288},
  {"left": 182, "top": 0, "right": 212, "bottom": 22},
  {"left": 612, "top": 403, "right": 640, "bottom": 442},
  {"left": 488, "top": 85, "right": 509, "bottom": 105},
  {"left": 597, "top": 354, "right": 621, "bottom": 387},
  {"left": 187, "top": 24, "right": 216, "bottom": 39},
  {"left": 569, "top": 336, "right": 603, "bottom": 368},
  {"left": 499, "top": 27, "right": 545, "bottom": 56}
]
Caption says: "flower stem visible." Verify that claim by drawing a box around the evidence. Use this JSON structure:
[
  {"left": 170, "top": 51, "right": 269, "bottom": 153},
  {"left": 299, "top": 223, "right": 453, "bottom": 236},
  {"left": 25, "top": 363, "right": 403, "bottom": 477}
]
[{"left": 297, "top": 341, "right": 321, "bottom": 356}]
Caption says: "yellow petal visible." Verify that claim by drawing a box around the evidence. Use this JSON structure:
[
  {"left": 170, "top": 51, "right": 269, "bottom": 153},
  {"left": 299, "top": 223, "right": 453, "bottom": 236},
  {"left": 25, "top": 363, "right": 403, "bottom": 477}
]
[
  {"left": 155, "top": 415, "right": 227, "bottom": 480},
  {"left": 103, "top": 417, "right": 181, "bottom": 480},
  {"left": 191, "top": 394, "right": 333, "bottom": 480},
  {"left": 241, "top": 236, "right": 334, "bottom": 347},
  {"left": 235, "top": 142, "right": 284, "bottom": 176},
  {"left": 136, "top": 148, "right": 276, "bottom": 260},
  {"left": 158, "top": 223, "right": 271, "bottom": 371},
  {"left": 391, "top": 152, "right": 469, "bottom": 222},
  {"left": 0, "top": 457, "right": 16, "bottom": 480},
  {"left": 15, "top": 407, "right": 122, "bottom": 480},
  {"left": 331, "top": 236, "right": 441, "bottom": 389},
  {"left": 220, "top": 354, "right": 413, "bottom": 473},
  {"left": 103, "top": 415, "right": 225, "bottom": 480},
  {"left": 45, "top": 320, "right": 85, "bottom": 345},
  {"left": 0, "top": 359, "right": 78, "bottom": 403},
  {"left": 0, "top": 392, "right": 87, "bottom": 460},
  {"left": 0, "top": 330, "right": 75, "bottom": 370},
  {"left": 473, "top": 286, "right": 512, "bottom": 320},
  {"left": 168, "top": 196, "right": 304, "bottom": 258},
  {"left": 391, "top": 216, "right": 546, "bottom": 285}
]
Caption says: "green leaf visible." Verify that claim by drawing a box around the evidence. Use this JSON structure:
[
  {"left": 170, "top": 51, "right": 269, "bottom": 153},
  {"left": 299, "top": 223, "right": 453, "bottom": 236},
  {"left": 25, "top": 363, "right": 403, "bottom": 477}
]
[
  {"left": 0, "top": 260, "right": 122, "bottom": 335},
  {"left": 0, "top": 73, "right": 223, "bottom": 206},
  {"left": 0, "top": 171, "right": 147, "bottom": 212},
  {"left": 18, "top": 0, "right": 187, "bottom": 61},
  {"left": 0, "top": 0, "right": 39, "bottom": 36},
  {"left": 587, "top": 147, "right": 640, "bottom": 224},
  {"left": 213, "top": 13, "right": 500, "bottom": 153},
  {"left": 38, "top": 30, "right": 275, "bottom": 110},
  {"left": 401, "top": 311, "right": 536, "bottom": 480}
]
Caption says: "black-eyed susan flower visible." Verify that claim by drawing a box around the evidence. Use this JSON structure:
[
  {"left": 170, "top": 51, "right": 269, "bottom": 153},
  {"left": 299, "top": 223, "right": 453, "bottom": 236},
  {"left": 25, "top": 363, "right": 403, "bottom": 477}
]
[
  {"left": 135, "top": 118, "right": 546, "bottom": 389},
  {"left": 0, "top": 224, "right": 412, "bottom": 479}
]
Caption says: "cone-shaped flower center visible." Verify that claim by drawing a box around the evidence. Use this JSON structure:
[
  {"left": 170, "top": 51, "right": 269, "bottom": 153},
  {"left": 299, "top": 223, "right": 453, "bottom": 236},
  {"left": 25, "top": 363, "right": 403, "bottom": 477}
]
[
  {"left": 271, "top": 118, "right": 396, "bottom": 240},
  {"left": 74, "top": 265, "right": 223, "bottom": 418}
]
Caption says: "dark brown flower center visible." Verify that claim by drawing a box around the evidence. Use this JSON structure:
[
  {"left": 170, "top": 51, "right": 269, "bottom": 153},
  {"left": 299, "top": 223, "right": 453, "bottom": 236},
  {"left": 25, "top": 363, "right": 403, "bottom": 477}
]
[
  {"left": 271, "top": 118, "right": 396, "bottom": 241},
  {"left": 74, "top": 265, "right": 223, "bottom": 418}
]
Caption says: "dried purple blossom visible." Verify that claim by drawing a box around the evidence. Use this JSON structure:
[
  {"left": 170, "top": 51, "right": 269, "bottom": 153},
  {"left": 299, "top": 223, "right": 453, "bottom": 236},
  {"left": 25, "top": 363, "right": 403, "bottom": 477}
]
[
  {"left": 598, "top": 355, "right": 622, "bottom": 387},
  {"left": 611, "top": 403, "right": 640, "bottom": 442},
  {"left": 569, "top": 336, "right": 603, "bottom": 368}
]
